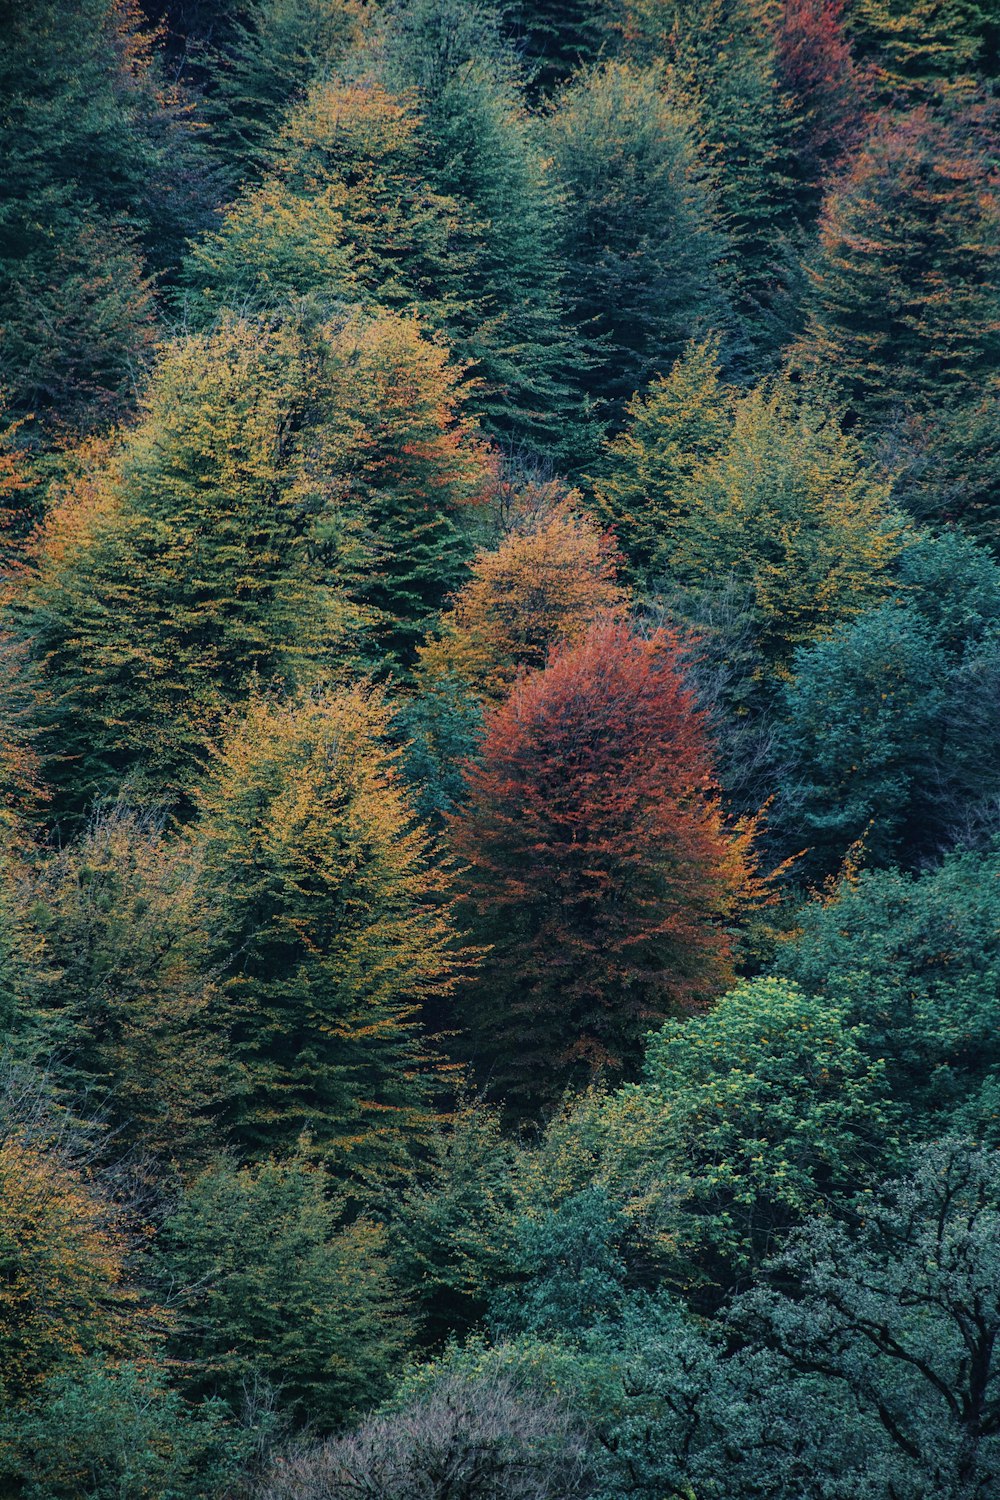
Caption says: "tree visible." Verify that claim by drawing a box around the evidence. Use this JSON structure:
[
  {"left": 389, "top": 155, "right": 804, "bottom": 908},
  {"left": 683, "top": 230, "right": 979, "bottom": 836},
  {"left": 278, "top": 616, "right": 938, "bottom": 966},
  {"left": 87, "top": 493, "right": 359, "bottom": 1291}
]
[
  {"left": 311, "top": 310, "right": 495, "bottom": 669},
  {"left": 253, "top": 1368, "right": 593, "bottom": 1500},
  {"left": 0, "top": 632, "right": 48, "bottom": 839},
  {"left": 0, "top": 215, "right": 159, "bottom": 436},
  {"left": 797, "top": 97, "right": 1000, "bottom": 535},
  {"left": 0, "top": 1127, "right": 147, "bottom": 1408},
  {"left": 590, "top": 336, "right": 734, "bottom": 584},
  {"left": 767, "top": 0, "right": 871, "bottom": 218},
  {"left": 28, "top": 310, "right": 491, "bottom": 814},
  {"left": 777, "top": 604, "right": 950, "bottom": 872},
  {"left": 776, "top": 847, "right": 1000, "bottom": 1138},
  {"left": 503, "top": 0, "right": 613, "bottom": 95},
  {"left": 450, "top": 620, "right": 759, "bottom": 1115},
  {"left": 656, "top": 378, "right": 901, "bottom": 674},
  {"left": 157, "top": 1155, "right": 409, "bottom": 1431},
  {"left": 547, "top": 62, "right": 731, "bottom": 415},
  {"left": 368, "top": 0, "right": 589, "bottom": 464},
  {"left": 209, "top": 0, "right": 363, "bottom": 174},
  {"left": 417, "top": 500, "right": 626, "bottom": 703},
  {"left": 618, "top": 0, "right": 800, "bottom": 358},
  {"left": 388, "top": 1100, "right": 518, "bottom": 1347},
  {"left": 595, "top": 976, "right": 898, "bottom": 1296},
  {"left": 848, "top": 0, "right": 994, "bottom": 95},
  {"left": 183, "top": 78, "right": 460, "bottom": 328},
  {"left": 731, "top": 1141, "right": 1000, "bottom": 1499},
  {"left": 6, "top": 1359, "right": 242, "bottom": 1500},
  {"left": 0, "top": 0, "right": 213, "bottom": 430},
  {"left": 6, "top": 808, "right": 229, "bottom": 1172},
  {"left": 488, "top": 1187, "right": 629, "bottom": 1338},
  {"left": 192, "top": 688, "right": 458, "bottom": 1171}
]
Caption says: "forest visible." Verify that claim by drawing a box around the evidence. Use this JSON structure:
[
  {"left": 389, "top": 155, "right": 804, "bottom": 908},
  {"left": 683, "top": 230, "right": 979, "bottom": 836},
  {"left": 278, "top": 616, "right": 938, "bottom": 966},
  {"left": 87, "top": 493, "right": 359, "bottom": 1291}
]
[{"left": 0, "top": 0, "right": 999, "bottom": 1494}]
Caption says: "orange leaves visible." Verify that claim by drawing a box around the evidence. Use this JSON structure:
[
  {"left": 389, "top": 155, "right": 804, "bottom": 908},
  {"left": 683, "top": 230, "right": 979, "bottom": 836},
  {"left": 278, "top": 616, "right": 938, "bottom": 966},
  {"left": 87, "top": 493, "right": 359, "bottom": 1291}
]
[
  {"left": 0, "top": 1133, "right": 149, "bottom": 1403},
  {"left": 418, "top": 497, "right": 626, "bottom": 702}
]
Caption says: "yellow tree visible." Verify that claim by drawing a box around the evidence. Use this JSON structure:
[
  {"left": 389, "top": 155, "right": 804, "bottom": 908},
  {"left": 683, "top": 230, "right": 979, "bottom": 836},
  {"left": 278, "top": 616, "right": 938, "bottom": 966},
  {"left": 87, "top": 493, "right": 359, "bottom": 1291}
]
[
  {"left": 0, "top": 1131, "right": 147, "bottom": 1406},
  {"left": 590, "top": 337, "right": 734, "bottom": 584},
  {"left": 192, "top": 687, "right": 464, "bottom": 1177},
  {"left": 27, "top": 310, "right": 492, "bottom": 816}
]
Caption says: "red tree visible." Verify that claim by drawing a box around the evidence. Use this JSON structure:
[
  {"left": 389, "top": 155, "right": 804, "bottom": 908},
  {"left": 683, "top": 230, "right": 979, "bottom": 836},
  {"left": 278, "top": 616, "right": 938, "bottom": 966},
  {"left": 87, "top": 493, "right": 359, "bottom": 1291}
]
[
  {"left": 449, "top": 620, "right": 758, "bottom": 1115},
  {"left": 768, "top": 0, "right": 872, "bottom": 209}
]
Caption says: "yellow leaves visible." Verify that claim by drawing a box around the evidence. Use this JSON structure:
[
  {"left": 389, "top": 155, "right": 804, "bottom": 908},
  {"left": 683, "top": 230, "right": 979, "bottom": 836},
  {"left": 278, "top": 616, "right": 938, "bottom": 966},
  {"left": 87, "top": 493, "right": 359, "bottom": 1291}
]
[{"left": 0, "top": 1135, "right": 151, "bottom": 1402}]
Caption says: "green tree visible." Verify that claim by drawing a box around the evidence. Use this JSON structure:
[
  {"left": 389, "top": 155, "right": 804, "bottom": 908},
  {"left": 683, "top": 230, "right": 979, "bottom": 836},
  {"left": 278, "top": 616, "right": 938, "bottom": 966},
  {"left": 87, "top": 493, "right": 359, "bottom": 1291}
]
[
  {"left": 209, "top": 0, "right": 362, "bottom": 174},
  {"left": 5, "top": 1360, "right": 243, "bottom": 1500},
  {"left": 157, "top": 1155, "right": 409, "bottom": 1431},
  {"left": 590, "top": 336, "right": 734, "bottom": 584},
  {"left": 388, "top": 1101, "right": 518, "bottom": 1347},
  {"left": 183, "top": 78, "right": 459, "bottom": 327},
  {"left": 547, "top": 62, "right": 731, "bottom": 415},
  {"left": 192, "top": 688, "right": 458, "bottom": 1172},
  {"left": 504, "top": 0, "right": 613, "bottom": 94},
  {"left": 620, "top": 0, "right": 799, "bottom": 357},
  {"left": 28, "top": 310, "right": 490, "bottom": 813},
  {"left": 26, "top": 318, "right": 348, "bottom": 813},
  {"left": 777, "top": 604, "right": 949, "bottom": 872},
  {"left": 0, "top": 0, "right": 212, "bottom": 430},
  {"left": 369, "top": 0, "right": 589, "bottom": 464},
  {"left": 657, "top": 378, "right": 901, "bottom": 674},
  {"left": 598, "top": 977, "right": 898, "bottom": 1295},
  {"left": 849, "top": 0, "right": 994, "bottom": 94},
  {"left": 731, "top": 1141, "right": 1000, "bottom": 1499},
  {"left": 776, "top": 847, "right": 1000, "bottom": 1138},
  {"left": 488, "top": 1188, "right": 629, "bottom": 1338},
  {"left": 6, "top": 808, "right": 229, "bottom": 1172},
  {"left": 797, "top": 97, "right": 1000, "bottom": 538}
]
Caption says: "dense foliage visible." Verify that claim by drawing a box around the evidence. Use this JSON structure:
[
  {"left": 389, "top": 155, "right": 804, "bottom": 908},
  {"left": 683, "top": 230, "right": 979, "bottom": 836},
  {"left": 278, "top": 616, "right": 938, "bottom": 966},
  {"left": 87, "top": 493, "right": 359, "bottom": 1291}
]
[{"left": 1, "top": 0, "right": 998, "bottom": 1494}]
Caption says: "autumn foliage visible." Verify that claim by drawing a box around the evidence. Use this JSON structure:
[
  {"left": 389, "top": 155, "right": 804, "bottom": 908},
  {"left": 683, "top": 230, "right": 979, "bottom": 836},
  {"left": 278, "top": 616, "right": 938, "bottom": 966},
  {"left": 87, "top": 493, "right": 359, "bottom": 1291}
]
[
  {"left": 449, "top": 619, "right": 759, "bottom": 1113},
  {"left": 417, "top": 497, "right": 627, "bottom": 702}
]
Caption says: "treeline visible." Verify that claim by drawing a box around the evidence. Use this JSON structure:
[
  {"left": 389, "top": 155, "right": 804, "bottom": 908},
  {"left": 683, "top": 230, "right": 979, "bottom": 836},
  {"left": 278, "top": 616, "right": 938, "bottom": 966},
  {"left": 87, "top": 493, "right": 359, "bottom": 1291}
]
[{"left": 0, "top": 0, "right": 999, "bottom": 1496}]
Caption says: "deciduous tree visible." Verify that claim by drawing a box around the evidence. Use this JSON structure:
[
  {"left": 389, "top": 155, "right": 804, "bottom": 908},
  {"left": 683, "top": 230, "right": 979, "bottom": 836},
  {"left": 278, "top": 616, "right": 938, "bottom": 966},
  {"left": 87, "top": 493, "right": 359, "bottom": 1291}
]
[
  {"left": 450, "top": 620, "right": 758, "bottom": 1114},
  {"left": 192, "top": 688, "right": 458, "bottom": 1172}
]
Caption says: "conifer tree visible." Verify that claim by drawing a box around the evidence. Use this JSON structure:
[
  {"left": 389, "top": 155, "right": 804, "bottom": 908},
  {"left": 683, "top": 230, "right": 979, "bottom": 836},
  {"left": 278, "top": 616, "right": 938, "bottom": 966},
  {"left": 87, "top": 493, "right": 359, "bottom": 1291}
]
[
  {"left": 848, "top": 0, "right": 993, "bottom": 95},
  {"left": 0, "top": 0, "right": 213, "bottom": 430},
  {"left": 798, "top": 96, "right": 1000, "bottom": 535},
  {"left": 503, "top": 0, "right": 613, "bottom": 95},
  {"left": 800, "top": 97, "right": 1000, "bottom": 425},
  {"left": 26, "top": 318, "right": 350, "bottom": 812},
  {"left": 6, "top": 809, "right": 228, "bottom": 1171},
  {"left": 192, "top": 688, "right": 460, "bottom": 1173},
  {"left": 547, "top": 62, "right": 732, "bottom": 416},
  {"left": 0, "top": 1123, "right": 148, "bottom": 1407},
  {"left": 316, "top": 311, "right": 495, "bottom": 669},
  {"left": 157, "top": 1155, "right": 409, "bottom": 1429},
  {"left": 183, "top": 78, "right": 460, "bottom": 327},
  {"left": 450, "top": 620, "right": 758, "bottom": 1115},
  {"left": 209, "top": 0, "right": 363, "bottom": 174},
  {"left": 767, "top": 0, "right": 871, "bottom": 219},
  {"left": 619, "top": 0, "right": 799, "bottom": 357},
  {"left": 369, "top": 0, "right": 589, "bottom": 463}
]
